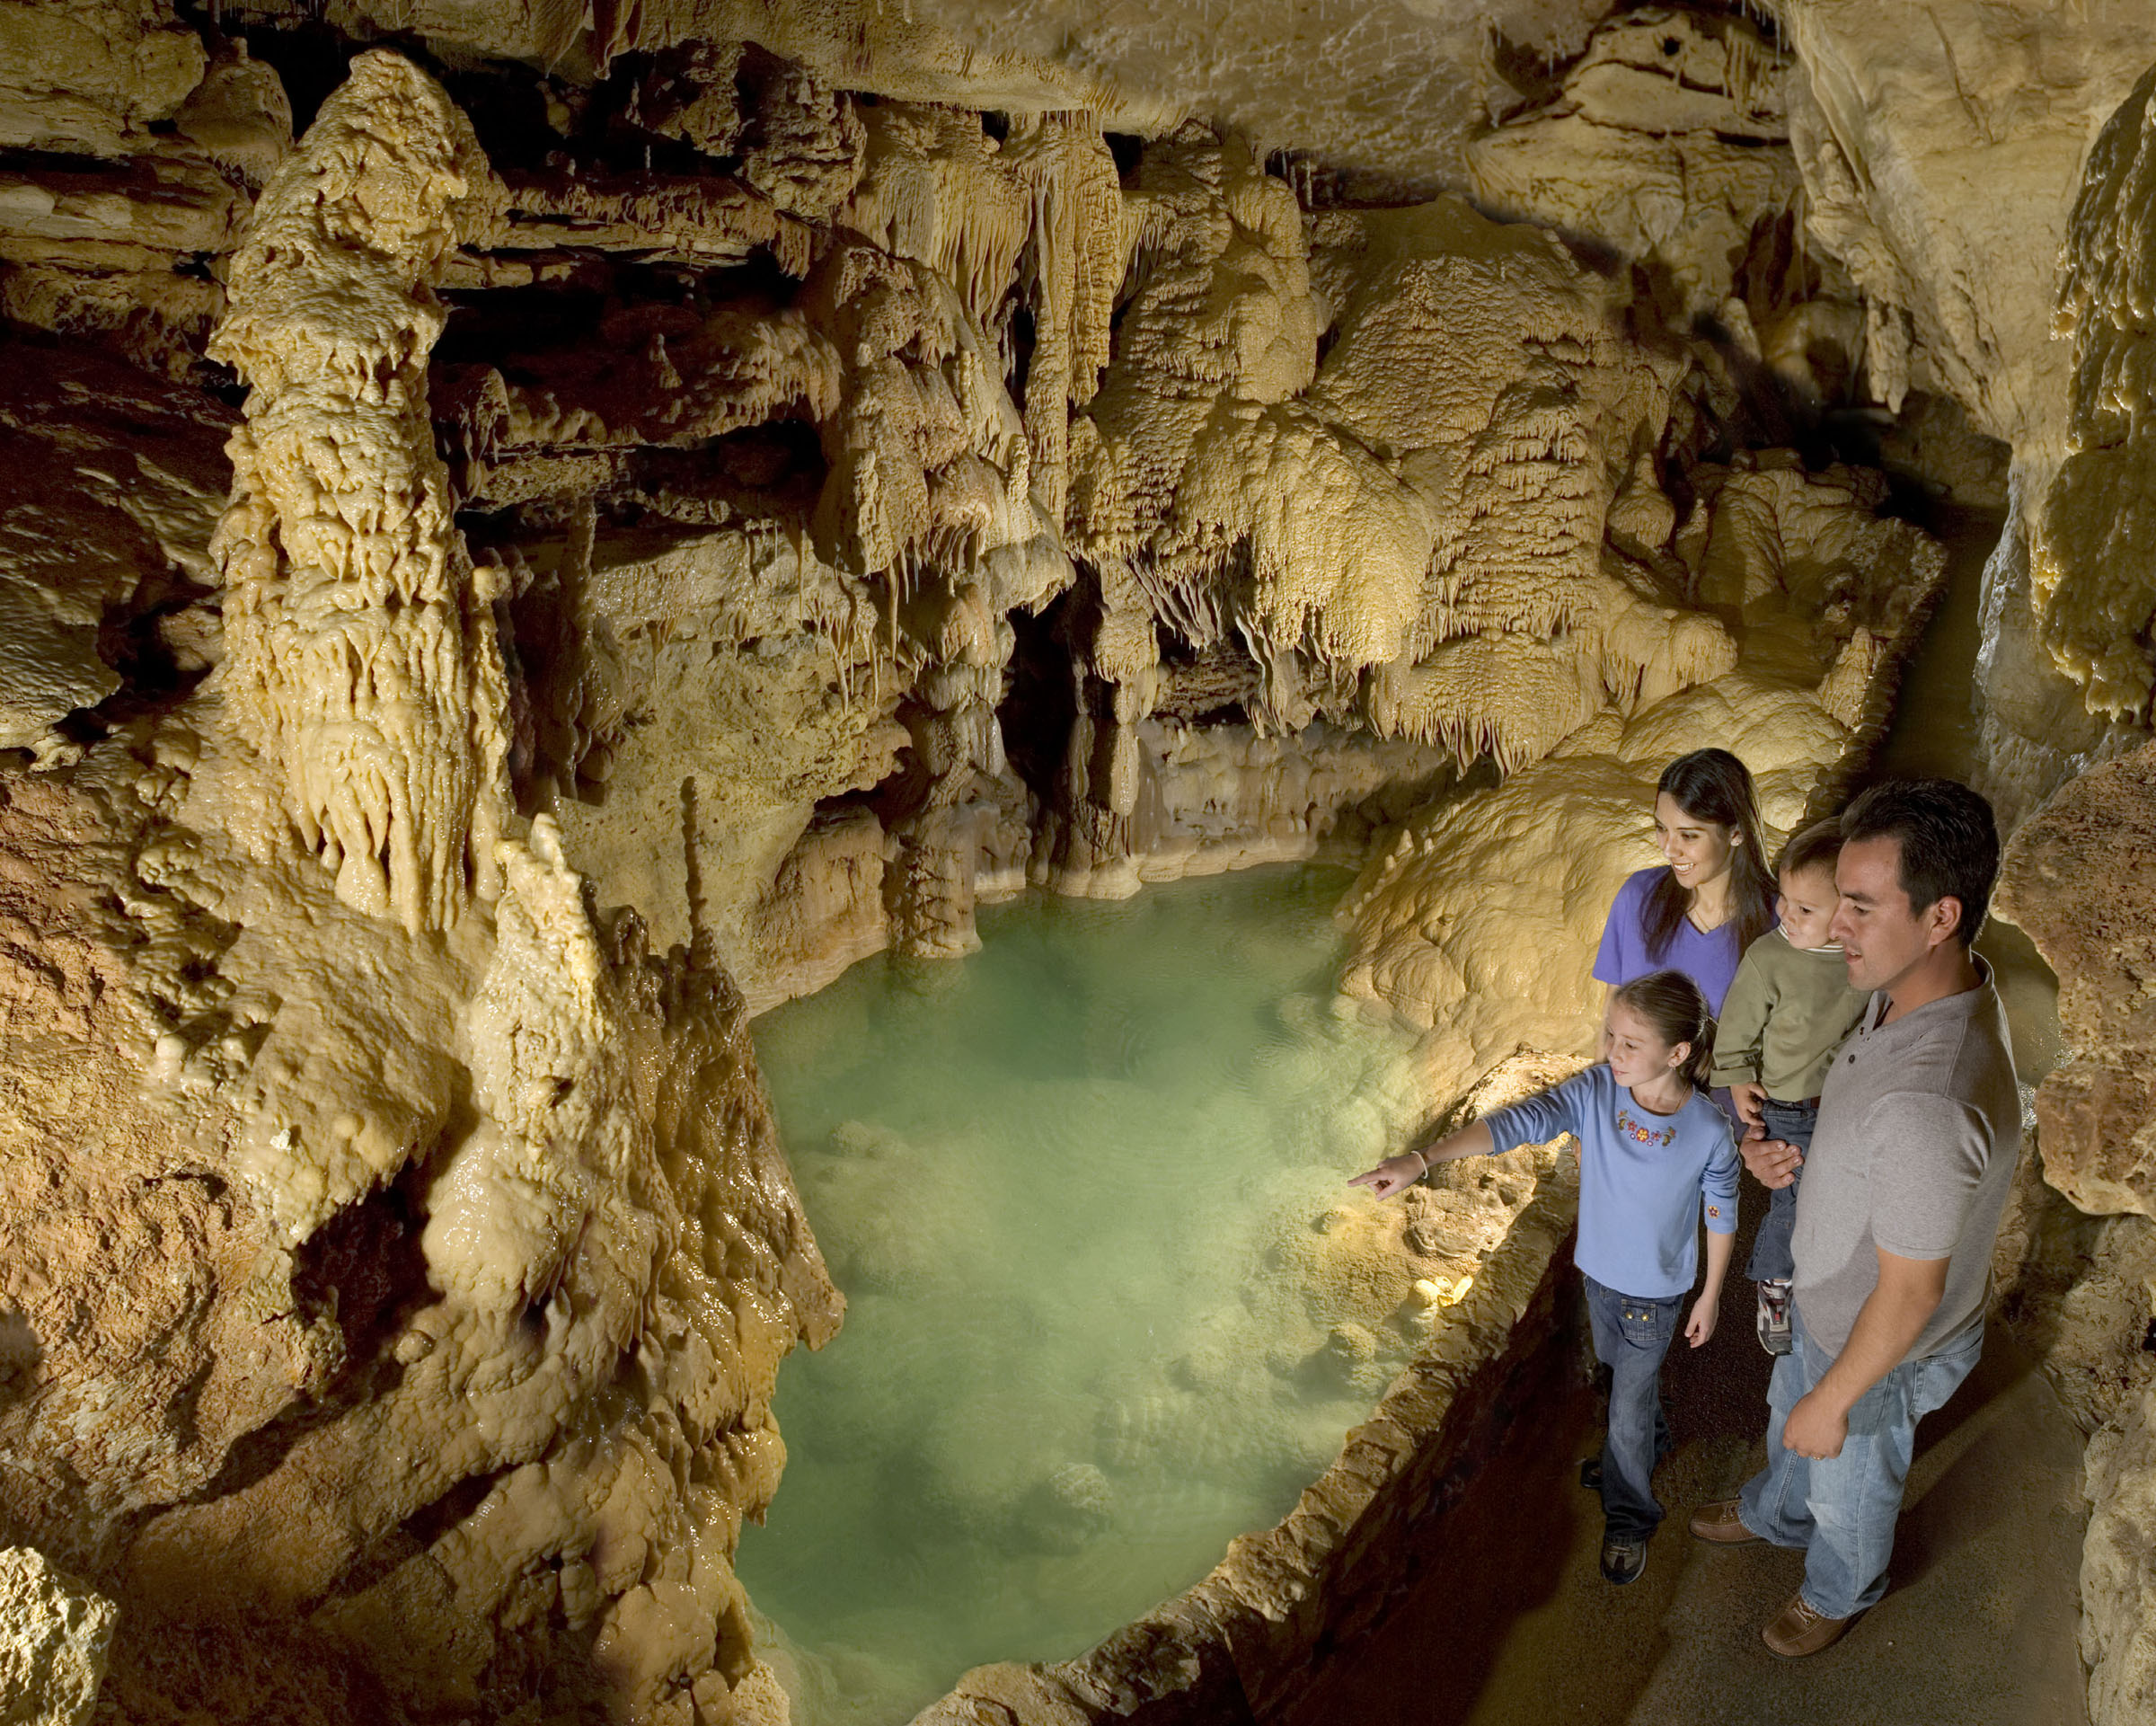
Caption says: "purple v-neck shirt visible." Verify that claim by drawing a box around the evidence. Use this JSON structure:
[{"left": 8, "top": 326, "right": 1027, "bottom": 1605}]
[{"left": 1594, "top": 866, "right": 1744, "bottom": 1016}]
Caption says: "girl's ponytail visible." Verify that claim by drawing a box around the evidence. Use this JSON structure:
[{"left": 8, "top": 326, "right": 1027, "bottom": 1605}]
[{"left": 1611, "top": 969, "right": 1716, "bottom": 1093}]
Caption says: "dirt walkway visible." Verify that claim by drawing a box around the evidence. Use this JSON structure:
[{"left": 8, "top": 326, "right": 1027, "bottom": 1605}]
[{"left": 1289, "top": 1207, "right": 2089, "bottom": 1726}]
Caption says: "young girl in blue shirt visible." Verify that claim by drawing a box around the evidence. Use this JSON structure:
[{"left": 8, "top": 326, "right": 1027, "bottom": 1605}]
[{"left": 1350, "top": 969, "right": 1738, "bottom": 1586}]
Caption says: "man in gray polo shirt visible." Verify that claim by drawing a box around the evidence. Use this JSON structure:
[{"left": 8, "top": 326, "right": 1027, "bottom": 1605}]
[{"left": 1688, "top": 779, "right": 2019, "bottom": 1658}]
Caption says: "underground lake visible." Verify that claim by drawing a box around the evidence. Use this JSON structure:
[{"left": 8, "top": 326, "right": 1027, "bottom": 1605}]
[{"left": 738, "top": 863, "right": 1439, "bottom": 1723}]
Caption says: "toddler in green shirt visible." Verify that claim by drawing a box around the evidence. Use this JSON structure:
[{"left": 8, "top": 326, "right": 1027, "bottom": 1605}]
[{"left": 1709, "top": 819, "right": 1871, "bottom": 1354}]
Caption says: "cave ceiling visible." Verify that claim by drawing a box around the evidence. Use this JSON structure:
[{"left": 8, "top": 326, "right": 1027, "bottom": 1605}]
[
  {"left": 218, "top": 0, "right": 1615, "bottom": 188},
  {"left": 8, "top": 1, "right": 2156, "bottom": 1722}
]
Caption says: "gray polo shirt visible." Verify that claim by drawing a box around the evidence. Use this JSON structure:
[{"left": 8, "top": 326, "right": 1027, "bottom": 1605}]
[{"left": 1789, "top": 958, "right": 2019, "bottom": 1363}]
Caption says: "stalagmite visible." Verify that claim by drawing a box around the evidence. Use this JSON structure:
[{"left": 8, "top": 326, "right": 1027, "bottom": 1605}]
[
  {"left": 4, "top": 4, "right": 2156, "bottom": 1723},
  {"left": 209, "top": 50, "right": 510, "bottom": 933}
]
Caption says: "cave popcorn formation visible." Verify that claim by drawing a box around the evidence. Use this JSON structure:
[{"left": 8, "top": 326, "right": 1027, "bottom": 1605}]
[{"left": 0, "top": 3, "right": 2153, "bottom": 1724}]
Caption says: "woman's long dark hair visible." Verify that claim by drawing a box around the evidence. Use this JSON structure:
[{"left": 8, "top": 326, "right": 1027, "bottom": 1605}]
[
  {"left": 1643, "top": 748, "right": 1776, "bottom": 961},
  {"left": 1612, "top": 969, "right": 1716, "bottom": 1092}
]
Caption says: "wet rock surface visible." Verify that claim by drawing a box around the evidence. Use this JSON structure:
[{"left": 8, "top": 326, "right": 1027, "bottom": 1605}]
[{"left": 0, "top": 2, "right": 2151, "bottom": 1722}]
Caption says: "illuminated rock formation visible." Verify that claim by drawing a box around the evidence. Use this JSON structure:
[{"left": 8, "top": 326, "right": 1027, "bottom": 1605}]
[
  {"left": 2034, "top": 64, "right": 2156, "bottom": 721},
  {"left": 1774, "top": 0, "right": 2155, "bottom": 818},
  {"left": 209, "top": 50, "right": 510, "bottom": 934},
  {"left": 0, "top": 1546, "right": 114, "bottom": 1726},
  {"left": 0, "top": 4, "right": 2152, "bottom": 1722},
  {"left": 1997, "top": 746, "right": 2156, "bottom": 1726},
  {"left": 1999, "top": 742, "right": 2156, "bottom": 1220},
  {"left": 1468, "top": 6, "right": 1803, "bottom": 323}
]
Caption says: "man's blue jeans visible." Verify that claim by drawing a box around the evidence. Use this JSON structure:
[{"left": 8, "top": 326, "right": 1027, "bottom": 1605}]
[
  {"left": 1744, "top": 1096, "right": 1817, "bottom": 1283},
  {"left": 1584, "top": 1274, "right": 1681, "bottom": 1541},
  {"left": 1736, "top": 1306, "right": 1983, "bottom": 1618}
]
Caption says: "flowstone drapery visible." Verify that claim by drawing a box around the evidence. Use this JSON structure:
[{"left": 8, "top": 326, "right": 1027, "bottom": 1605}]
[{"left": 3, "top": 4, "right": 2154, "bottom": 1723}]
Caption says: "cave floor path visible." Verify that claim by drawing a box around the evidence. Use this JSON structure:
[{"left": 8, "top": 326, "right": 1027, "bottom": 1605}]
[{"left": 1287, "top": 1185, "right": 2090, "bottom": 1726}]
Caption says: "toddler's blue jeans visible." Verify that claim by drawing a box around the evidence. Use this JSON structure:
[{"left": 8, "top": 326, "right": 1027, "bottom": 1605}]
[{"left": 1744, "top": 1096, "right": 1818, "bottom": 1283}]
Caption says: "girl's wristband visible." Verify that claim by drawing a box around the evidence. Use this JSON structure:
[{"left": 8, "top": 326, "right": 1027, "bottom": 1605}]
[{"left": 1410, "top": 1147, "right": 1430, "bottom": 1179}]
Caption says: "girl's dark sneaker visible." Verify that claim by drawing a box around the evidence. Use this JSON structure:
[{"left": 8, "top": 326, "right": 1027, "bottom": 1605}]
[
  {"left": 1756, "top": 1279, "right": 1793, "bottom": 1355},
  {"left": 1600, "top": 1535, "right": 1648, "bottom": 1585}
]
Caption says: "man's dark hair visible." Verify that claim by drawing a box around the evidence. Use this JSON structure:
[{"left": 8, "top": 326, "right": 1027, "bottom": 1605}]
[{"left": 1839, "top": 779, "right": 2000, "bottom": 948}]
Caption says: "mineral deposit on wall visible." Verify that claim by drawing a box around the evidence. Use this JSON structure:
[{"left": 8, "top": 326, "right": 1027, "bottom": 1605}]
[{"left": 0, "top": 1, "right": 2154, "bottom": 1723}]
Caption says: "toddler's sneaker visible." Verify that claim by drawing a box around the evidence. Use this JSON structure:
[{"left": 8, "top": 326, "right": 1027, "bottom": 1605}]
[{"left": 1756, "top": 1279, "right": 1793, "bottom": 1356}]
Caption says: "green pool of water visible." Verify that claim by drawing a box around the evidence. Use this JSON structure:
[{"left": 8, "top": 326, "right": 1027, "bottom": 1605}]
[{"left": 738, "top": 865, "right": 1427, "bottom": 1724}]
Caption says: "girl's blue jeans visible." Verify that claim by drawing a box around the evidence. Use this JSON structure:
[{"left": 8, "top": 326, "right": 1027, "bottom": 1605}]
[
  {"left": 1736, "top": 1306, "right": 1983, "bottom": 1619},
  {"left": 1584, "top": 1274, "right": 1681, "bottom": 1541},
  {"left": 1744, "top": 1095, "right": 1817, "bottom": 1284}
]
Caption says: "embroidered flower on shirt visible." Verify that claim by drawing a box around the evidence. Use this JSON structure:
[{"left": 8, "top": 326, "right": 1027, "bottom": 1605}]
[
  {"left": 1615, "top": 1106, "right": 1678, "bottom": 1147},
  {"left": 1707, "top": 1205, "right": 1721, "bottom": 1219}
]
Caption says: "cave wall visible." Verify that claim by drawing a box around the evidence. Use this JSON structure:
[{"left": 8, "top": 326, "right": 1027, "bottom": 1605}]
[
  {"left": 1772, "top": 0, "right": 2156, "bottom": 826},
  {"left": 5, "top": 1, "right": 2156, "bottom": 1723}
]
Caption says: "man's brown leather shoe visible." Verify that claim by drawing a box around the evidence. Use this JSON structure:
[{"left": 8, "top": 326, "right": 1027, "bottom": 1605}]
[
  {"left": 1763, "top": 1591, "right": 1856, "bottom": 1658},
  {"left": 1687, "top": 1499, "right": 1763, "bottom": 1545}
]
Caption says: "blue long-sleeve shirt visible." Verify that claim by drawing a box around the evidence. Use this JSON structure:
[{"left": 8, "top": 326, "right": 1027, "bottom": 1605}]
[{"left": 1483, "top": 1066, "right": 1738, "bottom": 1299}]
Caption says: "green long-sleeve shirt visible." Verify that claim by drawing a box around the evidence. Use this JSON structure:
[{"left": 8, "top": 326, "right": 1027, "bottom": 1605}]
[{"left": 1708, "top": 928, "right": 1871, "bottom": 1101}]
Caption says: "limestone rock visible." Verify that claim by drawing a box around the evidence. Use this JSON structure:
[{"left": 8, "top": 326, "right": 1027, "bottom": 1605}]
[
  {"left": 2084, "top": 1385, "right": 2156, "bottom": 1726},
  {"left": 0, "top": 0, "right": 205, "bottom": 156},
  {"left": 0, "top": 343, "right": 230, "bottom": 760},
  {"left": 1997, "top": 741, "right": 2156, "bottom": 1216},
  {"left": 1778, "top": 1, "right": 2156, "bottom": 807},
  {"left": 2033, "top": 61, "right": 2156, "bottom": 719},
  {"left": 172, "top": 40, "right": 292, "bottom": 187},
  {"left": 1469, "top": 5, "right": 1801, "bottom": 319},
  {"left": 237, "top": 0, "right": 1605, "bottom": 191},
  {"left": 0, "top": 1547, "right": 115, "bottom": 1726},
  {"left": 1780, "top": 0, "right": 2148, "bottom": 447},
  {"left": 210, "top": 50, "right": 511, "bottom": 934}
]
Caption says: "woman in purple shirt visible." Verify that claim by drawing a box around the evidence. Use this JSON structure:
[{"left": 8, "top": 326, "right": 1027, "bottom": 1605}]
[{"left": 1595, "top": 748, "right": 1777, "bottom": 1017}]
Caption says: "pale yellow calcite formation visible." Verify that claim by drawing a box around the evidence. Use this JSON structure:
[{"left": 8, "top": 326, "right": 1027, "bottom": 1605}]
[
  {"left": 0, "top": 1547, "right": 115, "bottom": 1726},
  {"left": 1469, "top": 6, "right": 1799, "bottom": 319},
  {"left": 2033, "top": 62, "right": 2156, "bottom": 719},
  {"left": 209, "top": 50, "right": 511, "bottom": 933},
  {"left": 0, "top": 57, "right": 844, "bottom": 1725},
  {"left": 1338, "top": 450, "right": 1945, "bottom": 1095},
  {"left": 1070, "top": 152, "right": 1727, "bottom": 780}
]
